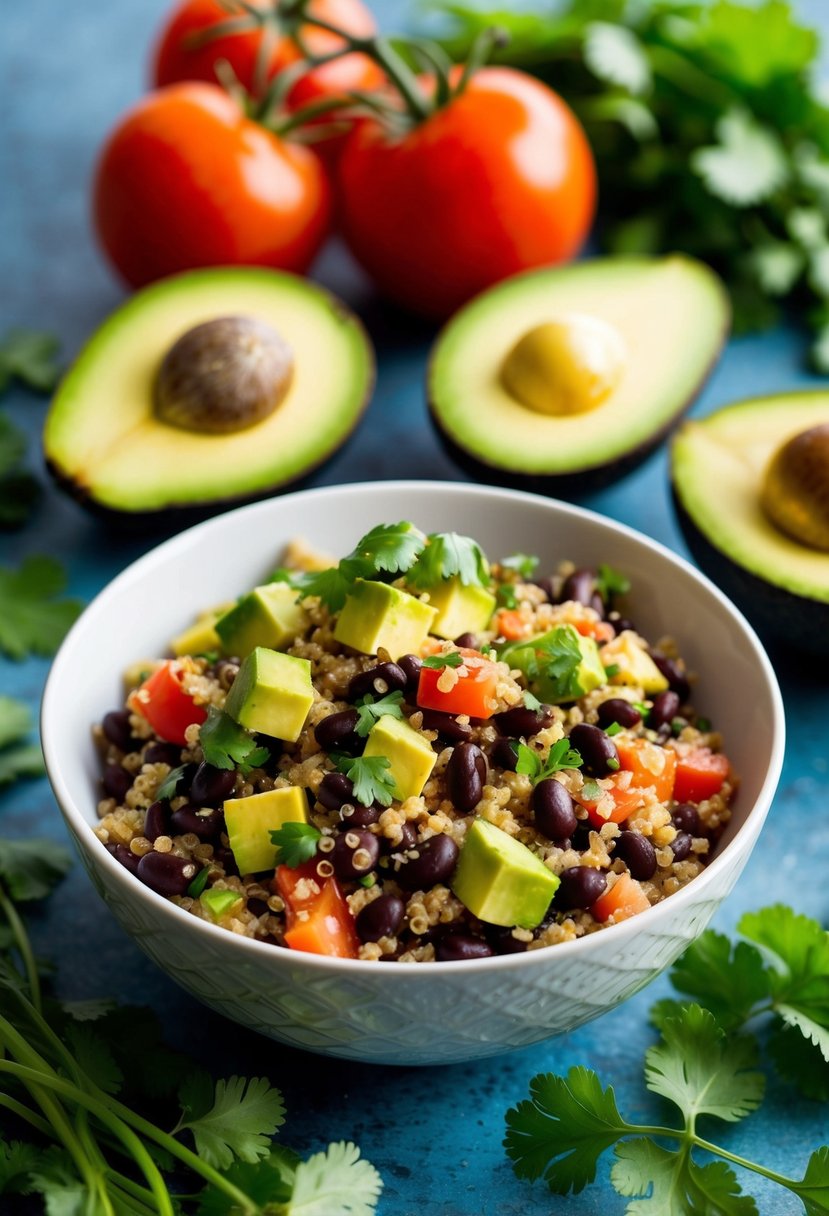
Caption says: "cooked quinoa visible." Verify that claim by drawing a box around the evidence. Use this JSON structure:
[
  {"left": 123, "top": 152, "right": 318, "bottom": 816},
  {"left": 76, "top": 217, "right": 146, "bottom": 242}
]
[{"left": 93, "top": 529, "right": 735, "bottom": 964}]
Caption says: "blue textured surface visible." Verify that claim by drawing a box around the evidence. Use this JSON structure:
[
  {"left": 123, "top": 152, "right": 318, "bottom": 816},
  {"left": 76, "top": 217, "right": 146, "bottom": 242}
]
[{"left": 2, "top": 1, "right": 829, "bottom": 1211}]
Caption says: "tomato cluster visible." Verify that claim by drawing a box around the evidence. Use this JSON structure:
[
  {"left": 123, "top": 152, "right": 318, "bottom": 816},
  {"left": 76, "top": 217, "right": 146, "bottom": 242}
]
[{"left": 94, "top": 0, "right": 596, "bottom": 319}]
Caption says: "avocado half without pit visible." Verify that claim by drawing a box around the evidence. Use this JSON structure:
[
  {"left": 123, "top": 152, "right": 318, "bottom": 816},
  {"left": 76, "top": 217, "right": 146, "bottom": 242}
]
[
  {"left": 44, "top": 268, "right": 374, "bottom": 517},
  {"left": 428, "top": 255, "right": 730, "bottom": 495},
  {"left": 671, "top": 393, "right": 829, "bottom": 652}
]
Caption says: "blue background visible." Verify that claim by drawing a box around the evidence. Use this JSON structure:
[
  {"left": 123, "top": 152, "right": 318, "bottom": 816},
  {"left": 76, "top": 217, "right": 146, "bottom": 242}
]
[{"left": 3, "top": 1, "right": 829, "bottom": 1211}]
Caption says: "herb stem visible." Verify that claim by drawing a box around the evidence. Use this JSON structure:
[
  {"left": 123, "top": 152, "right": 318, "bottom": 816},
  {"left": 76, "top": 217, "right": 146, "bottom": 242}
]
[
  {"left": 0, "top": 884, "right": 42, "bottom": 1012},
  {"left": 0, "top": 1091, "right": 52, "bottom": 1136},
  {"left": 692, "top": 1135, "right": 800, "bottom": 1190}
]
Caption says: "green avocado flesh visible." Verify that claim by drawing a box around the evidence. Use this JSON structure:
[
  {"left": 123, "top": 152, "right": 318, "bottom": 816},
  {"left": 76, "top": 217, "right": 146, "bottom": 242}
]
[
  {"left": 44, "top": 268, "right": 373, "bottom": 513},
  {"left": 428, "top": 255, "right": 728, "bottom": 479},
  {"left": 672, "top": 393, "right": 829, "bottom": 604}
]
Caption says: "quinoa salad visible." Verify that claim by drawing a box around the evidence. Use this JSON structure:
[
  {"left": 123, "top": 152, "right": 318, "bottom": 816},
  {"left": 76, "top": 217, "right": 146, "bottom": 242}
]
[{"left": 93, "top": 521, "right": 736, "bottom": 964}]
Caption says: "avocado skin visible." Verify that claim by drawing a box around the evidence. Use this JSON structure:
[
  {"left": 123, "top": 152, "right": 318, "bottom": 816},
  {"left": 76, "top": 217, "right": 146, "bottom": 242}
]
[{"left": 672, "top": 488, "right": 829, "bottom": 656}]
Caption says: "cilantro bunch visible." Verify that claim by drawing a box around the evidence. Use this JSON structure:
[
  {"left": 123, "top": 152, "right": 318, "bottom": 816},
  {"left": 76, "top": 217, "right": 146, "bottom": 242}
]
[{"left": 0, "top": 329, "right": 61, "bottom": 527}]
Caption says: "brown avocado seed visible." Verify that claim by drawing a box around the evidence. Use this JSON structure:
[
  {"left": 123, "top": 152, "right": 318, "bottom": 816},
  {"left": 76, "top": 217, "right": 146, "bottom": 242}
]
[
  {"left": 154, "top": 316, "right": 294, "bottom": 434},
  {"left": 760, "top": 423, "right": 829, "bottom": 551}
]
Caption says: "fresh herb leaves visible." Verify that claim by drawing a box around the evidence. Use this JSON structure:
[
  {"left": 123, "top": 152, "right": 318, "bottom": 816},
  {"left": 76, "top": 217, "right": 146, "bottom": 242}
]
[
  {"left": 596, "top": 564, "right": 631, "bottom": 601},
  {"left": 0, "top": 697, "right": 44, "bottom": 787},
  {"left": 496, "top": 584, "right": 519, "bottom": 611},
  {"left": 269, "top": 822, "right": 322, "bottom": 868},
  {"left": 354, "top": 690, "right": 405, "bottom": 737},
  {"left": 0, "top": 557, "right": 82, "bottom": 660},
  {"left": 199, "top": 707, "right": 269, "bottom": 775},
  {"left": 0, "top": 329, "right": 61, "bottom": 395},
  {"left": 406, "top": 531, "right": 490, "bottom": 589},
  {"left": 176, "top": 1074, "right": 286, "bottom": 1170},
  {"left": 501, "top": 553, "right": 539, "bottom": 580},
  {"left": 156, "top": 763, "right": 190, "bottom": 802},
  {"left": 523, "top": 691, "right": 542, "bottom": 711},
  {"left": 515, "top": 739, "right": 582, "bottom": 785},
  {"left": 422, "top": 651, "right": 464, "bottom": 670},
  {"left": 334, "top": 754, "right": 396, "bottom": 807},
  {"left": 501, "top": 625, "right": 585, "bottom": 703},
  {"left": 0, "top": 415, "right": 40, "bottom": 530},
  {"left": 0, "top": 837, "right": 72, "bottom": 902}
]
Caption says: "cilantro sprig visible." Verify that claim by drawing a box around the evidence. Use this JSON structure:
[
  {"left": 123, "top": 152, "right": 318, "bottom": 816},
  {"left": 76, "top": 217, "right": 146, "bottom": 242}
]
[
  {"left": 0, "top": 328, "right": 61, "bottom": 395},
  {"left": 422, "top": 651, "right": 464, "bottom": 670},
  {"left": 515, "top": 739, "right": 582, "bottom": 785},
  {"left": 406, "top": 531, "right": 490, "bottom": 590},
  {"left": 0, "top": 556, "right": 83, "bottom": 660},
  {"left": 0, "top": 415, "right": 40, "bottom": 529},
  {"left": 269, "top": 821, "right": 322, "bottom": 868},
  {"left": 0, "top": 696, "right": 44, "bottom": 787},
  {"left": 500, "top": 553, "right": 539, "bottom": 580},
  {"left": 334, "top": 754, "right": 396, "bottom": 807},
  {"left": 500, "top": 625, "right": 585, "bottom": 704},
  {"left": 199, "top": 707, "right": 270, "bottom": 775},
  {"left": 354, "top": 690, "right": 405, "bottom": 737}
]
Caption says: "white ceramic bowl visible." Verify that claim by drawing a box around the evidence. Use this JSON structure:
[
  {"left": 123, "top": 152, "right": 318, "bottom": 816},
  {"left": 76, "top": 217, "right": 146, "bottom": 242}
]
[{"left": 42, "top": 481, "right": 785, "bottom": 1065}]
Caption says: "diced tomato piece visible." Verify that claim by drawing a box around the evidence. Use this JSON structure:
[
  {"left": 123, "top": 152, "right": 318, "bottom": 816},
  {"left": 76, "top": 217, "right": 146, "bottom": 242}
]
[
  {"left": 578, "top": 777, "right": 647, "bottom": 829},
  {"left": 275, "top": 861, "right": 359, "bottom": 959},
  {"left": 615, "top": 738, "right": 677, "bottom": 803},
  {"left": 416, "top": 647, "right": 500, "bottom": 720},
  {"left": 127, "top": 659, "right": 207, "bottom": 746},
  {"left": 591, "top": 873, "right": 651, "bottom": 924},
  {"left": 673, "top": 748, "right": 730, "bottom": 803},
  {"left": 494, "top": 609, "right": 527, "bottom": 641},
  {"left": 572, "top": 618, "right": 615, "bottom": 643}
]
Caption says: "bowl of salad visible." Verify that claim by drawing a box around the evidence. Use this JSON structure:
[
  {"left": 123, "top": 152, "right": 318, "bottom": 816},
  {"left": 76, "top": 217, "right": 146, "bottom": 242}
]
[{"left": 42, "top": 481, "right": 784, "bottom": 1064}]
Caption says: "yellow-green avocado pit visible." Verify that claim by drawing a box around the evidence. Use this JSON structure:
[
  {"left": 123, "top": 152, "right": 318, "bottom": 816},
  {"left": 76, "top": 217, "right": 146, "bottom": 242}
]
[
  {"left": 44, "top": 268, "right": 374, "bottom": 515},
  {"left": 428, "top": 255, "right": 729, "bottom": 494}
]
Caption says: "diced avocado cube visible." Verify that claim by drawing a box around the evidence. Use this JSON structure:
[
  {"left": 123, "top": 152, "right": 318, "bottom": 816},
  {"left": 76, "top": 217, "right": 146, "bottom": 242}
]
[
  {"left": 224, "top": 647, "right": 314, "bottom": 742},
  {"left": 334, "top": 579, "right": 436, "bottom": 661},
  {"left": 216, "top": 583, "right": 308, "bottom": 659},
  {"left": 363, "top": 714, "right": 436, "bottom": 801},
  {"left": 224, "top": 784, "right": 308, "bottom": 875},
  {"left": 499, "top": 625, "right": 606, "bottom": 704},
  {"left": 606, "top": 633, "right": 669, "bottom": 694},
  {"left": 426, "top": 578, "right": 496, "bottom": 640},
  {"left": 452, "top": 817, "right": 559, "bottom": 928},
  {"left": 200, "top": 888, "right": 243, "bottom": 920},
  {"left": 170, "top": 603, "right": 234, "bottom": 657}
]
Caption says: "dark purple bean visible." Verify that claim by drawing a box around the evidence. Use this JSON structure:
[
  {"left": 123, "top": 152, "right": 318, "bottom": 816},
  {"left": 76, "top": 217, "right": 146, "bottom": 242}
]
[
  {"left": 589, "top": 592, "right": 606, "bottom": 617},
  {"left": 611, "top": 616, "right": 636, "bottom": 635},
  {"left": 356, "top": 893, "right": 405, "bottom": 943},
  {"left": 532, "top": 575, "right": 557, "bottom": 603},
  {"left": 392, "top": 822, "right": 418, "bottom": 852},
  {"left": 190, "top": 762, "right": 237, "bottom": 806},
  {"left": 672, "top": 803, "right": 700, "bottom": 835},
  {"left": 348, "top": 662, "right": 408, "bottom": 702},
  {"left": 419, "top": 708, "right": 472, "bottom": 745},
  {"left": 436, "top": 933, "right": 494, "bottom": 961},
  {"left": 596, "top": 699, "right": 642, "bottom": 730},
  {"left": 247, "top": 897, "right": 269, "bottom": 917},
  {"left": 171, "top": 804, "right": 224, "bottom": 840},
  {"left": 102, "top": 710, "right": 135, "bottom": 752},
  {"left": 614, "top": 831, "right": 657, "bottom": 881},
  {"left": 143, "top": 741, "right": 182, "bottom": 767},
  {"left": 340, "top": 801, "right": 381, "bottom": 828},
  {"left": 569, "top": 723, "right": 619, "bottom": 777},
  {"left": 554, "top": 865, "right": 608, "bottom": 910},
  {"left": 649, "top": 690, "right": 681, "bottom": 731},
  {"left": 105, "top": 842, "right": 140, "bottom": 875},
  {"left": 560, "top": 569, "right": 595, "bottom": 607},
  {"left": 490, "top": 737, "right": 518, "bottom": 772},
  {"left": 494, "top": 705, "right": 554, "bottom": 738},
  {"left": 570, "top": 823, "right": 593, "bottom": 852},
  {"left": 213, "top": 846, "right": 239, "bottom": 876},
  {"left": 315, "top": 709, "right": 361, "bottom": 754},
  {"left": 396, "top": 833, "right": 459, "bottom": 890},
  {"left": 136, "top": 851, "right": 197, "bottom": 896},
  {"left": 144, "top": 800, "right": 170, "bottom": 842},
  {"left": 533, "top": 779, "right": 577, "bottom": 842},
  {"left": 331, "top": 829, "right": 379, "bottom": 879},
  {"left": 671, "top": 832, "right": 692, "bottom": 861},
  {"left": 649, "top": 652, "right": 691, "bottom": 703},
  {"left": 454, "top": 632, "right": 477, "bottom": 649},
  {"left": 318, "top": 772, "right": 354, "bottom": 811},
  {"left": 103, "top": 764, "right": 132, "bottom": 802},
  {"left": 397, "top": 653, "right": 422, "bottom": 693},
  {"left": 488, "top": 927, "right": 529, "bottom": 955},
  {"left": 446, "top": 742, "right": 487, "bottom": 812}
]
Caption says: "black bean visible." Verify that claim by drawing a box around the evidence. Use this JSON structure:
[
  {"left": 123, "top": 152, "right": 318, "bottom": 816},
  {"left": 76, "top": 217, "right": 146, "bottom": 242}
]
[
  {"left": 105, "top": 842, "right": 139, "bottom": 875},
  {"left": 596, "top": 699, "right": 642, "bottom": 730},
  {"left": 494, "top": 705, "right": 554, "bottom": 738},
  {"left": 532, "top": 575, "right": 558, "bottom": 603},
  {"left": 569, "top": 723, "right": 619, "bottom": 777},
  {"left": 488, "top": 927, "right": 528, "bottom": 955},
  {"left": 248, "top": 897, "right": 269, "bottom": 917},
  {"left": 554, "top": 865, "right": 608, "bottom": 910},
  {"left": 454, "top": 632, "right": 477, "bottom": 649},
  {"left": 144, "top": 800, "right": 170, "bottom": 842},
  {"left": 331, "top": 829, "right": 379, "bottom": 879},
  {"left": 348, "top": 662, "right": 408, "bottom": 702},
  {"left": 393, "top": 822, "right": 418, "bottom": 851},
  {"left": 136, "top": 851, "right": 197, "bottom": 896},
  {"left": 419, "top": 708, "right": 472, "bottom": 745},
  {"left": 340, "top": 801, "right": 381, "bottom": 828},
  {"left": 611, "top": 616, "right": 636, "bottom": 635},
  {"left": 213, "top": 846, "right": 239, "bottom": 876},
  {"left": 102, "top": 710, "right": 135, "bottom": 752},
  {"left": 570, "top": 823, "right": 593, "bottom": 852},
  {"left": 614, "top": 831, "right": 657, "bottom": 881},
  {"left": 649, "top": 652, "right": 691, "bottom": 703},
  {"left": 671, "top": 831, "right": 692, "bottom": 861},
  {"left": 397, "top": 653, "right": 422, "bottom": 693},
  {"left": 589, "top": 592, "right": 606, "bottom": 617},
  {"left": 318, "top": 771, "right": 354, "bottom": 810},
  {"left": 190, "top": 762, "right": 237, "bottom": 806},
  {"left": 672, "top": 803, "right": 700, "bottom": 835},
  {"left": 396, "top": 833, "right": 459, "bottom": 890},
  {"left": 560, "top": 569, "right": 595, "bottom": 607},
  {"left": 490, "top": 737, "right": 518, "bottom": 772},
  {"left": 356, "top": 893, "right": 405, "bottom": 943},
  {"left": 436, "top": 933, "right": 494, "bottom": 961},
  {"left": 649, "top": 690, "right": 681, "bottom": 731},
  {"left": 446, "top": 742, "right": 487, "bottom": 812},
  {"left": 143, "top": 741, "right": 182, "bottom": 767},
  {"left": 533, "top": 780, "right": 577, "bottom": 842},
  {"left": 103, "top": 764, "right": 132, "bottom": 802},
  {"left": 171, "top": 804, "right": 224, "bottom": 840},
  {"left": 315, "top": 709, "right": 361, "bottom": 754}
]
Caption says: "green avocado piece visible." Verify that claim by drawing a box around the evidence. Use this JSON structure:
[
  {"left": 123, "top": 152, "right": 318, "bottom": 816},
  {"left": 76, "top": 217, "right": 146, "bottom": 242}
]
[
  {"left": 428, "top": 255, "right": 729, "bottom": 494},
  {"left": 43, "top": 268, "right": 374, "bottom": 517},
  {"left": 452, "top": 818, "right": 560, "bottom": 928},
  {"left": 216, "top": 583, "right": 308, "bottom": 659},
  {"left": 499, "top": 624, "right": 606, "bottom": 704},
  {"left": 223, "top": 785, "right": 308, "bottom": 875},
  {"left": 224, "top": 647, "right": 313, "bottom": 742},
  {"left": 601, "top": 633, "right": 668, "bottom": 695},
  {"left": 363, "top": 714, "right": 436, "bottom": 801},
  {"left": 170, "top": 602, "right": 234, "bottom": 657},
  {"left": 425, "top": 577, "right": 497, "bottom": 640},
  {"left": 200, "top": 888, "right": 244, "bottom": 920},
  {"left": 334, "top": 579, "right": 436, "bottom": 660}
]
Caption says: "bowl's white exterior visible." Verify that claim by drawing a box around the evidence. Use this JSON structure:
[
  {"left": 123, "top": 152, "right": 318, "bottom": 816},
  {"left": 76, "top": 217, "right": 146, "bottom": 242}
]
[{"left": 42, "top": 482, "right": 785, "bottom": 1065}]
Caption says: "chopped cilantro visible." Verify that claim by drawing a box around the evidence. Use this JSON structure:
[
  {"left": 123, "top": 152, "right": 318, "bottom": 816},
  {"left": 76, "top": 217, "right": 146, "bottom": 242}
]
[
  {"left": 422, "top": 651, "right": 464, "bottom": 670},
  {"left": 187, "top": 866, "right": 211, "bottom": 899},
  {"left": 515, "top": 738, "right": 582, "bottom": 785},
  {"left": 532, "top": 627, "right": 584, "bottom": 703},
  {"left": 334, "top": 754, "right": 396, "bottom": 807},
  {"left": 156, "top": 764, "right": 189, "bottom": 802},
  {"left": 0, "top": 696, "right": 44, "bottom": 787},
  {"left": 523, "top": 691, "right": 542, "bottom": 711},
  {"left": 406, "top": 531, "right": 490, "bottom": 590},
  {"left": 354, "top": 691, "right": 405, "bottom": 737},
  {"left": 595, "top": 564, "right": 631, "bottom": 601},
  {"left": 605, "top": 722, "right": 622, "bottom": 737},
  {"left": 199, "top": 707, "right": 270, "bottom": 775},
  {"left": 496, "top": 583, "right": 519, "bottom": 610},
  {"left": 197, "top": 650, "right": 220, "bottom": 664},
  {"left": 603, "top": 664, "right": 620, "bottom": 678},
  {"left": 0, "top": 329, "right": 61, "bottom": 394},
  {"left": 501, "top": 553, "right": 539, "bottom": 580},
  {"left": 269, "top": 822, "right": 321, "bottom": 868},
  {"left": 0, "top": 556, "right": 83, "bottom": 660},
  {"left": 633, "top": 701, "right": 649, "bottom": 718},
  {"left": 359, "top": 874, "right": 376, "bottom": 889},
  {"left": 606, "top": 757, "right": 620, "bottom": 771},
  {"left": 0, "top": 837, "right": 72, "bottom": 902},
  {"left": 671, "top": 717, "right": 688, "bottom": 737}
]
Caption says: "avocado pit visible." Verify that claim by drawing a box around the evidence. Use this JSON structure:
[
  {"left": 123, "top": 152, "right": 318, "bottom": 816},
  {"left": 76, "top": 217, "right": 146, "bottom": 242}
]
[
  {"left": 154, "top": 315, "right": 294, "bottom": 434},
  {"left": 500, "top": 314, "right": 627, "bottom": 417},
  {"left": 760, "top": 424, "right": 829, "bottom": 552}
]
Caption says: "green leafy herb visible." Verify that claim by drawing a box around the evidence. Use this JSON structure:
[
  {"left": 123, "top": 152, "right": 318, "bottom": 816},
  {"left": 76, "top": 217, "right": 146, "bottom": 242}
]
[
  {"left": 0, "top": 329, "right": 61, "bottom": 394},
  {"left": 187, "top": 866, "right": 211, "bottom": 899},
  {"left": 354, "top": 690, "right": 405, "bottom": 737},
  {"left": 199, "top": 707, "right": 270, "bottom": 775},
  {"left": 0, "top": 837, "right": 71, "bottom": 902},
  {"left": 0, "top": 697, "right": 44, "bottom": 787},
  {"left": 334, "top": 754, "right": 396, "bottom": 807},
  {"left": 156, "top": 763, "right": 190, "bottom": 802},
  {"left": 603, "top": 663, "right": 620, "bottom": 678},
  {"left": 0, "top": 415, "right": 41, "bottom": 530},
  {"left": 501, "top": 553, "right": 539, "bottom": 580},
  {"left": 516, "top": 738, "right": 582, "bottom": 785},
  {"left": 605, "top": 722, "right": 622, "bottom": 737},
  {"left": 406, "top": 531, "right": 490, "bottom": 590},
  {"left": 269, "top": 822, "right": 322, "bottom": 868},
  {"left": 527, "top": 626, "right": 585, "bottom": 703},
  {"left": 496, "top": 583, "right": 519, "bottom": 610},
  {"left": 596, "top": 564, "right": 631, "bottom": 601},
  {"left": 0, "top": 556, "right": 83, "bottom": 660},
  {"left": 422, "top": 651, "right": 464, "bottom": 670},
  {"left": 176, "top": 1075, "right": 286, "bottom": 1171},
  {"left": 523, "top": 691, "right": 542, "bottom": 711}
]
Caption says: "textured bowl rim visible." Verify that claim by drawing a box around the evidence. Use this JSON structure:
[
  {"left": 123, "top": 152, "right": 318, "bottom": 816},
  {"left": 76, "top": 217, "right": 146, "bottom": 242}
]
[{"left": 42, "top": 479, "right": 786, "bottom": 979}]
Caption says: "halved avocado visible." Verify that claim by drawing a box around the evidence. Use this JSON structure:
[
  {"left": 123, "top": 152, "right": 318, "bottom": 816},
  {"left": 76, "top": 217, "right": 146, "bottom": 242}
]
[
  {"left": 672, "top": 392, "right": 829, "bottom": 652},
  {"left": 45, "top": 268, "right": 374, "bottom": 517},
  {"left": 428, "top": 255, "right": 729, "bottom": 495}
]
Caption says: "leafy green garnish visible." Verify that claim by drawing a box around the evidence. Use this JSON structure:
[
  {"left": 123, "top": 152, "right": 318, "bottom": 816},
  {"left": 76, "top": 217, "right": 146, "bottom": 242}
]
[
  {"left": 354, "top": 690, "right": 405, "bottom": 737},
  {"left": 421, "top": 651, "right": 464, "bottom": 670},
  {"left": 156, "top": 764, "right": 190, "bottom": 802},
  {"left": 500, "top": 553, "right": 539, "bottom": 580},
  {"left": 406, "top": 531, "right": 490, "bottom": 590},
  {"left": 523, "top": 691, "right": 542, "bottom": 711},
  {"left": 603, "top": 664, "right": 620, "bottom": 678},
  {"left": 199, "top": 707, "right": 270, "bottom": 775},
  {"left": 496, "top": 583, "right": 519, "bottom": 611},
  {"left": 0, "top": 837, "right": 72, "bottom": 902},
  {"left": 503, "top": 625, "right": 585, "bottom": 703},
  {"left": 515, "top": 739, "right": 582, "bottom": 785},
  {"left": 0, "top": 329, "right": 61, "bottom": 394},
  {"left": 334, "top": 754, "right": 396, "bottom": 807},
  {"left": 0, "top": 697, "right": 44, "bottom": 787},
  {"left": 0, "top": 556, "right": 82, "bottom": 660},
  {"left": 176, "top": 1075, "right": 286, "bottom": 1171},
  {"left": 595, "top": 564, "right": 630, "bottom": 601},
  {"left": 605, "top": 722, "right": 622, "bottom": 737},
  {"left": 269, "top": 822, "right": 321, "bottom": 868}
]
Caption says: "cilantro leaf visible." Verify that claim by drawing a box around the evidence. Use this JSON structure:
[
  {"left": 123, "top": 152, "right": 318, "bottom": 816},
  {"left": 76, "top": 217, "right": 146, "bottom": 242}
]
[
  {"left": 177, "top": 1075, "right": 286, "bottom": 1171},
  {"left": 793, "top": 1146, "right": 829, "bottom": 1215},
  {"left": 345, "top": 521, "right": 426, "bottom": 577},
  {"left": 740, "top": 904, "right": 829, "bottom": 1026},
  {"left": 0, "top": 557, "right": 83, "bottom": 661},
  {"left": 288, "top": 1140, "right": 383, "bottom": 1216},
  {"left": 665, "top": 929, "right": 771, "bottom": 1031},
  {"left": 421, "top": 651, "right": 464, "bottom": 670},
  {"left": 596, "top": 563, "right": 631, "bottom": 600},
  {"left": 501, "top": 625, "right": 586, "bottom": 704},
  {"left": 270, "top": 822, "right": 321, "bottom": 868},
  {"left": 0, "top": 415, "right": 25, "bottom": 480},
  {"left": 0, "top": 838, "right": 72, "bottom": 902},
  {"left": 199, "top": 707, "right": 270, "bottom": 775},
  {"left": 406, "top": 531, "right": 490, "bottom": 590},
  {"left": 692, "top": 109, "right": 788, "bottom": 207},
  {"left": 501, "top": 553, "right": 539, "bottom": 580},
  {"left": 354, "top": 691, "right": 404, "bottom": 738},
  {"left": 0, "top": 1139, "right": 39, "bottom": 1195},
  {"left": 0, "top": 744, "right": 44, "bottom": 787},
  {"left": 516, "top": 739, "right": 582, "bottom": 785},
  {"left": 768, "top": 1021, "right": 829, "bottom": 1101},
  {"left": 0, "top": 329, "right": 61, "bottom": 394},
  {"left": 496, "top": 583, "right": 519, "bottom": 611},
  {"left": 334, "top": 755, "right": 396, "bottom": 807},
  {"left": 63, "top": 1022, "right": 123, "bottom": 1096},
  {"left": 156, "top": 763, "right": 190, "bottom": 802},
  {"left": 523, "top": 691, "right": 542, "bottom": 711},
  {"left": 611, "top": 1139, "right": 758, "bottom": 1216},
  {"left": 195, "top": 1149, "right": 297, "bottom": 1215},
  {"left": 584, "top": 21, "right": 651, "bottom": 95}
]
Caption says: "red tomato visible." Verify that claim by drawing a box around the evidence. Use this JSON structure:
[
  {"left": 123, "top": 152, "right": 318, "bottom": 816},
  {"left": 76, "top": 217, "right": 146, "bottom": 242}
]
[
  {"left": 93, "top": 82, "right": 331, "bottom": 289},
  {"left": 416, "top": 649, "right": 500, "bottom": 719},
  {"left": 615, "top": 739, "right": 677, "bottom": 804},
  {"left": 127, "top": 661, "right": 207, "bottom": 747},
  {"left": 337, "top": 67, "right": 596, "bottom": 318},
  {"left": 275, "top": 860, "right": 359, "bottom": 958},
  {"left": 578, "top": 778, "right": 647, "bottom": 830},
  {"left": 591, "top": 873, "right": 650, "bottom": 924},
  {"left": 674, "top": 749, "right": 730, "bottom": 804}
]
